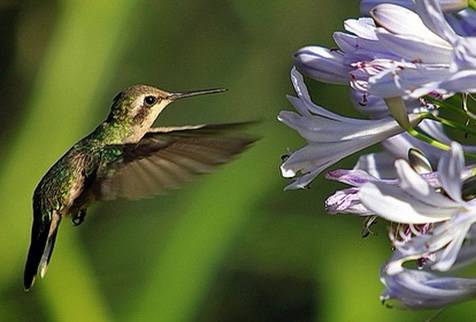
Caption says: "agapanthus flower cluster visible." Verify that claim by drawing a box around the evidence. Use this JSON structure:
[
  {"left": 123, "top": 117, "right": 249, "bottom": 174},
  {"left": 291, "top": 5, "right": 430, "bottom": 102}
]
[{"left": 280, "top": 0, "right": 476, "bottom": 309}]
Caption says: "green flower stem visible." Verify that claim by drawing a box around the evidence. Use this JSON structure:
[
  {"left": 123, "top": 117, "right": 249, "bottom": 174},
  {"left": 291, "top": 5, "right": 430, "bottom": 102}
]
[
  {"left": 407, "top": 127, "right": 450, "bottom": 150},
  {"left": 406, "top": 126, "right": 476, "bottom": 159},
  {"left": 426, "top": 96, "right": 468, "bottom": 118},
  {"left": 426, "top": 114, "right": 476, "bottom": 137}
]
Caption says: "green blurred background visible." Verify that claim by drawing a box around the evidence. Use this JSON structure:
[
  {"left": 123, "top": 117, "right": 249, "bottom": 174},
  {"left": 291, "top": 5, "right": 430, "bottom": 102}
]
[{"left": 0, "top": 0, "right": 474, "bottom": 321}]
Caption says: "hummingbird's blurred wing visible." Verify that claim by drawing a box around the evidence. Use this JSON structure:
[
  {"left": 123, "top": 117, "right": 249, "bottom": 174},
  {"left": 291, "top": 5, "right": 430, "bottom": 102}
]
[{"left": 94, "top": 122, "right": 256, "bottom": 200}]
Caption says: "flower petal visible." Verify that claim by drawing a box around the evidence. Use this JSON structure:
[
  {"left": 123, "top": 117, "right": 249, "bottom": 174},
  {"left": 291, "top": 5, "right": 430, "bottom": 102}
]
[
  {"left": 288, "top": 68, "right": 354, "bottom": 122},
  {"left": 325, "top": 187, "right": 373, "bottom": 215},
  {"left": 415, "top": 0, "right": 459, "bottom": 44},
  {"left": 438, "top": 142, "right": 464, "bottom": 203},
  {"left": 395, "top": 159, "right": 459, "bottom": 208},
  {"left": 325, "top": 169, "right": 383, "bottom": 186},
  {"left": 370, "top": 3, "right": 449, "bottom": 47},
  {"left": 353, "top": 151, "right": 399, "bottom": 179},
  {"left": 368, "top": 64, "right": 451, "bottom": 98},
  {"left": 294, "top": 46, "right": 350, "bottom": 84},
  {"left": 375, "top": 31, "right": 451, "bottom": 64},
  {"left": 344, "top": 18, "right": 378, "bottom": 39},
  {"left": 360, "top": 0, "right": 414, "bottom": 14},
  {"left": 359, "top": 181, "right": 456, "bottom": 224},
  {"left": 438, "top": 69, "right": 476, "bottom": 93},
  {"left": 432, "top": 220, "right": 473, "bottom": 271},
  {"left": 381, "top": 266, "right": 476, "bottom": 309},
  {"left": 388, "top": 213, "right": 476, "bottom": 273}
]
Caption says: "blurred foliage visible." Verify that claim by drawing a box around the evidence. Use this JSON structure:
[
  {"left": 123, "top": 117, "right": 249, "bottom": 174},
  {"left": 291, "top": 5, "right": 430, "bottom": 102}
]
[{"left": 0, "top": 0, "right": 475, "bottom": 321}]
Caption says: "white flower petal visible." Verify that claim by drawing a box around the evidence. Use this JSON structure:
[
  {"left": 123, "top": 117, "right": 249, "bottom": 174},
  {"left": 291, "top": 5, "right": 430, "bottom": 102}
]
[
  {"left": 353, "top": 151, "right": 399, "bottom": 179},
  {"left": 350, "top": 91, "right": 390, "bottom": 117},
  {"left": 333, "top": 32, "right": 359, "bottom": 53},
  {"left": 283, "top": 168, "right": 321, "bottom": 190},
  {"left": 369, "top": 64, "right": 452, "bottom": 98},
  {"left": 415, "top": 0, "right": 459, "bottom": 44},
  {"left": 281, "top": 139, "right": 370, "bottom": 180},
  {"left": 389, "top": 213, "right": 476, "bottom": 273},
  {"left": 438, "top": 142, "right": 464, "bottom": 202},
  {"left": 370, "top": 3, "right": 450, "bottom": 47},
  {"left": 359, "top": 181, "right": 456, "bottom": 224},
  {"left": 288, "top": 68, "right": 356, "bottom": 122},
  {"left": 432, "top": 219, "right": 473, "bottom": 271},
  {"left": 451, "top": 38, "right": 476, "bottom": 70},
  {"left": 333, "top": 32, "right": 391, "bottom": 59},
  {"left": 280, "top": 116, "right": 409, "bottom": 184},
  {"left": 286, "top": 96, "right": 350, "bottom": 123},
  {"left": 279, "top": 114, "right": 417, "bottom": 185},
  {"left": 438, "top": 69, "right": 476, "bottom": 93},
  {"left": 452, "top": 231, "right": 476, "bottom": 269},
  {"left": 280, "top": 142, "right": 346, "bottom": 178},
  {"left": 395, "top": 160, "right": 459, "bottom": 208},
  {"left": 278, "top": 110, "right": 395, "bottom": 142},
  {"left": 381, "top": 266, "right": 476, "bottom": 309},
  {"left": 290, "top": 66, "right": 312, "bottom": 105},
  {"left": 294, "top": 46, "right": 350, "bottom": 84},
  {"left": 344, "top": 18, "right": 378, "bottom": 40},
  {"left": 382, "top": 123, "right": 446, "bottom": 166},
  {"left": 376, "top": 31, "right": 452, "bottom": 64}
]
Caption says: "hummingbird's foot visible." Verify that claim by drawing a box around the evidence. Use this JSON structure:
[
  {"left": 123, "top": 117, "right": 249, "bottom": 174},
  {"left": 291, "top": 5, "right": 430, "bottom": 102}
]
[{"left": 72, "top": 209, "right": 87, "bottom": 226}]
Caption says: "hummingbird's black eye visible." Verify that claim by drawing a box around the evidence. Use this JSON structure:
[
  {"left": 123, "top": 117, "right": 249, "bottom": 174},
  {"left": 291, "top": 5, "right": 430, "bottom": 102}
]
[{"left": 144, "top": 95, "right": 158, "bottom": 107}]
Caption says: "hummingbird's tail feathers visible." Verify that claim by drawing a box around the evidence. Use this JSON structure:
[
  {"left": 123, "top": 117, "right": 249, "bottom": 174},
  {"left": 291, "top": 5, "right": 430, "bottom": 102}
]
[
  {"left": 39, "top": 213, "right": 61, "bottom": 279},
  {"left": 24, "top": 210, "right": 61, "bottom": 290}
]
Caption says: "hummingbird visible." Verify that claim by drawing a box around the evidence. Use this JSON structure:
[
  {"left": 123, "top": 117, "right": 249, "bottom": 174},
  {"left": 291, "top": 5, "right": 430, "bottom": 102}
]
[{"left": 24, "top": 84, "right": 256, "bottom": 290}]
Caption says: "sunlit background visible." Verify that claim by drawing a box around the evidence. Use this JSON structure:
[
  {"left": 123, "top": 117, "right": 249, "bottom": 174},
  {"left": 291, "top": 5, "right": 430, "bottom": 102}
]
[{"left": 1, "top": 1, "right": 475, "bottom": 321}]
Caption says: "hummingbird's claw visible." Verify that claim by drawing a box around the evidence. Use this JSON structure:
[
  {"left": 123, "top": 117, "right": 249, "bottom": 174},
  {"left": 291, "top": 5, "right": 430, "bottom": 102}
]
[{"left": 72, "top": 209, "right": 87, "bottom": 226}]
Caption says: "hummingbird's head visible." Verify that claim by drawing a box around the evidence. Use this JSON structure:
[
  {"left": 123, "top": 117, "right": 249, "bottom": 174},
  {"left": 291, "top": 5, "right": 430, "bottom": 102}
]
[{"left": 106, "top": 84, "right": 226, "bottom": 142}]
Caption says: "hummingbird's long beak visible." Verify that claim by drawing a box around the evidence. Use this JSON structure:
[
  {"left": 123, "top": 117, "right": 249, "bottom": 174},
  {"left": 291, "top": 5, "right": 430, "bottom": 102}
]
[{"left": 167, "top": 88, "right": 227, "bottom": 101}]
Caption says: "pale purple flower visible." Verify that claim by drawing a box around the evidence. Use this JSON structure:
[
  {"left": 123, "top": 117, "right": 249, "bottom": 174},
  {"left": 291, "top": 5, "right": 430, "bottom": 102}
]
[
  {"left": 296, "top": 0, "right": 476, "bottom": 110},
  {"left": 325, "top": 143, "right": 476, "bottom": 307},
  {"left": 279, "top": 68, "right": 423, "bottom": 190},
  {"left": 360, "top": 143, "right": 476, "bottom": 272}
]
